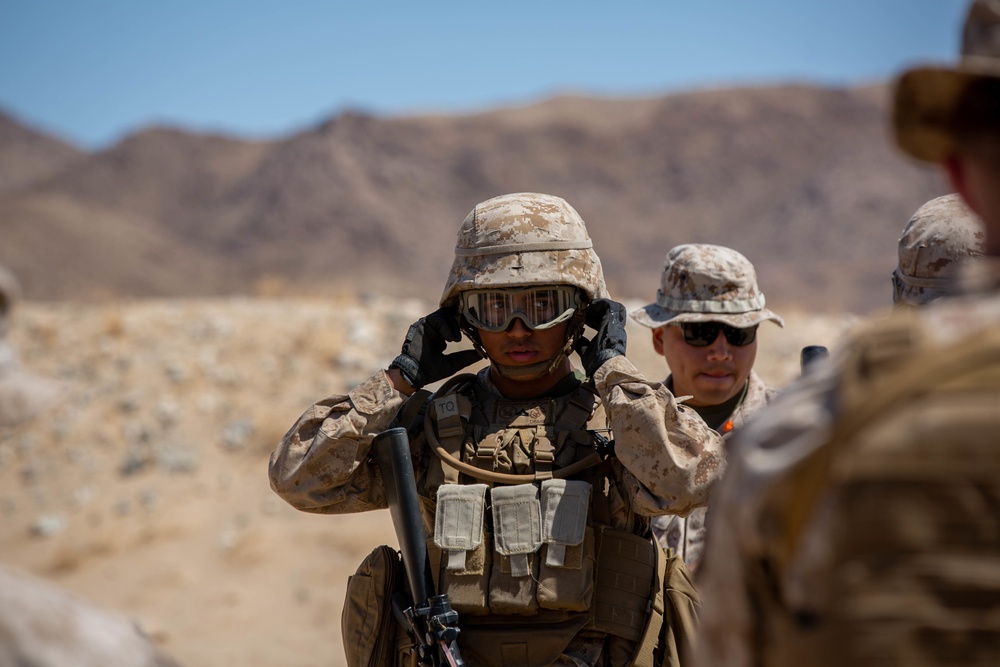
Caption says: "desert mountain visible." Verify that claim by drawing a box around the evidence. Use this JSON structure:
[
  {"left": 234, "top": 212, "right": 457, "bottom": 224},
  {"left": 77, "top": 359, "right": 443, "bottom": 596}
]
[
  {"left": 0, "top": 111, "right": 85, "bottom": 194},
  {"left": 0, "top": 84, "right": 944, "bottom": 312}
]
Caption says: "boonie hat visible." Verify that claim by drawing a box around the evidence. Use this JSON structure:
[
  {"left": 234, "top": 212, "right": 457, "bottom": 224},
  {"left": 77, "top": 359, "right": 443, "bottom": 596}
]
[
  {"left": 630, "top": 244, "right": 784, "bottom": 330},
  {"left": 893, "top": 194, "right": 986, "bottom": 306},
  {"left": 894, "top": 0, "right": 1000, "bottom": 162}
]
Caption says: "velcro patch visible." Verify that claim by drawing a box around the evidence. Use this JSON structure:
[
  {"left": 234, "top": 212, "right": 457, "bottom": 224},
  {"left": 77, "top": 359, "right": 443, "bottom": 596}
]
[{"left": 492, "top": 400, "right": 553, "bottom": 427}]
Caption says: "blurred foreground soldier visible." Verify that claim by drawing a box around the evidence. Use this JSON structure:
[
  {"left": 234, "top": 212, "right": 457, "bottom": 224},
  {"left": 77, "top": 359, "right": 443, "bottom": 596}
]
[
  {"left": 0, "top": 565, "right": 183, "bottom": 667},
  {"left": 892, "top": 193, "right": 985, "bottom": 306},
  {"left": 630, "top": 244, "right": 784, "bottom": 573},
  {"left": 0, "top": 264, "right": 63, "bottom": 427},
  {"left": 693, "top": 2, "right": 1000, "bottom": 666},
  {"left": 269, "top": 193, "right": 726, "bottom": 667}
]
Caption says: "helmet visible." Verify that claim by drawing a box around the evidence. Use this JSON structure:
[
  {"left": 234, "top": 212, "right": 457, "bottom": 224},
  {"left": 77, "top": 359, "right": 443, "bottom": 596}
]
[
  {"left": 439, "top": 192, "right": 609, "bottom": 308},
  {"left": 893, "top": 194, "right": 985, "bottom": 306}
]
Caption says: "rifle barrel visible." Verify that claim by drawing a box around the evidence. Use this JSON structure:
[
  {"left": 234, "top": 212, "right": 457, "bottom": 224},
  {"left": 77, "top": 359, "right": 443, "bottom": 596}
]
[{"left": 373, "top": 427, "right": 434, "bottom": 605}]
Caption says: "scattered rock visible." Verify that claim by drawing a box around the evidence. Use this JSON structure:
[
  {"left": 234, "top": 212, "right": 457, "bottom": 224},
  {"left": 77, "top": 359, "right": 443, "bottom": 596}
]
[
  {"left": 221, "top": 420, "right": 253, "bottom": 451},
  {"left": 30, "top": 513, "right": 67, "bottom": 538},
  {"left": 0, "top": 564, "right": 184, "bottom": 666}
]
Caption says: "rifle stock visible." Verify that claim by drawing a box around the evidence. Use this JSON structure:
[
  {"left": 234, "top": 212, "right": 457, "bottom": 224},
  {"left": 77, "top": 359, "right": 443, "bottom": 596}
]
[{"left": 373, "top": 427, "right": 465, "bottom": 667}]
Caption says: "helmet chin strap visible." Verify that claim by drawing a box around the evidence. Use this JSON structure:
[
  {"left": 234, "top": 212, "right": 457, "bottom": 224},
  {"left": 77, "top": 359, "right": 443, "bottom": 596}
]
[{"left": 461, "top": 310, "right": 586, "bottom": 381}]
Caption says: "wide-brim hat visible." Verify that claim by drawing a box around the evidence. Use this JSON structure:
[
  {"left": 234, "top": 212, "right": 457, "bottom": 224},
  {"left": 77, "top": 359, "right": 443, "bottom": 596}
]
[
  {"left": 893, "top": 0, "right": 1000, "bottom": 162},
  {"left": 630, "top": 243, "right": 784, "bottom": 330}
]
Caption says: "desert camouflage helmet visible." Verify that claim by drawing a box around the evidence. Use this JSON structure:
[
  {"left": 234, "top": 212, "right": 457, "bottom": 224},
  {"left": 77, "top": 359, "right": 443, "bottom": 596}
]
[
  {"left": 894, "top": 0, "right": 1000, "bottom": 162},
  {"left": 630, "top": 244, "right": 784, "bottom": 330},
  {"left": 440, "top": 192, "right": 609, "bottom": 307},
  {"left": 893, "top": 194, "right": 986, "bottom": 306}
]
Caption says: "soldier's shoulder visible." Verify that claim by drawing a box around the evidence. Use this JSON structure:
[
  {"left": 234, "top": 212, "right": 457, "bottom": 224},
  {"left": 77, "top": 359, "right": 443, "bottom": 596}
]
[{"left": 837, "top": 291, "right": 1000, "bottom": 386}]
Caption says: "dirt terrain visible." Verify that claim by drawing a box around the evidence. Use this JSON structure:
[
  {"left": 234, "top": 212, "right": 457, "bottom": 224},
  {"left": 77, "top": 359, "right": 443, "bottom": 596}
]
[{"left": 0, "top": 296, "right": 859, "bottom": 667}]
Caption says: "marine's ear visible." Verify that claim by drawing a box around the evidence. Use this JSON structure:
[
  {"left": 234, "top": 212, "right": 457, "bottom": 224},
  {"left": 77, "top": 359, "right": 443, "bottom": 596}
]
[
  {"left": 942, "top": 155, "right": 978, "bottom": 216},
  {"left": 652, "top": 326, "right": 666, "bottom": 356}
]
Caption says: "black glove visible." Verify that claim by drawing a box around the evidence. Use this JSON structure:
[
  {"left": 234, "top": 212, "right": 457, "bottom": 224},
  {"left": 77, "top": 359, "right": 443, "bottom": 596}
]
[
  {"left": 574, "top": 298, "right": 627, "bottom": 378},
  {"left": 389, "top": 307, "right": 483, "bottom": 389}
]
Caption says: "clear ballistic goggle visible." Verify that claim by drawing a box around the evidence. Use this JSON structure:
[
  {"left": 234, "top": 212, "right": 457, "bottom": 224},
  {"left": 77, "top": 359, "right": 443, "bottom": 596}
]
[{"left": 461, "top": 286, "right": 582, "bottom": 333}]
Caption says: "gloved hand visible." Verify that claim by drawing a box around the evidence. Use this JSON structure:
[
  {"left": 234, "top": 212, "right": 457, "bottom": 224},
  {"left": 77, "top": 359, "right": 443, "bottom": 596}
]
[
  {"left": 389, "top": 307, "right": 484, "bottom": 389},
  {"left": 574, "top": 298, "right": 627, "bottom": 378}
]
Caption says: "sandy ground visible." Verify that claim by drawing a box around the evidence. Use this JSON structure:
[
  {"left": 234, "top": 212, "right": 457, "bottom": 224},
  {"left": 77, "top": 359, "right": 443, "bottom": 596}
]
[{"left": 0, "top": 296, "right": 859, "bottom": 667}]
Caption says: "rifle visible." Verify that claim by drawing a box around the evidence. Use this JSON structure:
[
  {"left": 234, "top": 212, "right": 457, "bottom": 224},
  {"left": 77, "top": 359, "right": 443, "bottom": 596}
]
[{"left": 372, "top": 427, "right": 466, "bottom": 667}]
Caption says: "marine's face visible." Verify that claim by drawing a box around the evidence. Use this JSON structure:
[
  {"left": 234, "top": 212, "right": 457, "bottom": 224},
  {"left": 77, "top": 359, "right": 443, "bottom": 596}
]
[
  {"left": 477, "top": 318, "right": 570, "bottom": 371},
  {"left": 654, "top": 322, "right": 757, "bottom": 407},
  {"left": 946, "top": 138, "right": 1000, "bottom": 256},
  {"left": 475, "top": 316, "right": 573, "bottom": 399}
]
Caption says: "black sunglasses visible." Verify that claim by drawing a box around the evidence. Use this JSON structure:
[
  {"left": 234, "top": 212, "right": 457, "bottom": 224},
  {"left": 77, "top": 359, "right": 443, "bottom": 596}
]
[{"left": 673, "top": 322, "right": 758, "bottom": 347}]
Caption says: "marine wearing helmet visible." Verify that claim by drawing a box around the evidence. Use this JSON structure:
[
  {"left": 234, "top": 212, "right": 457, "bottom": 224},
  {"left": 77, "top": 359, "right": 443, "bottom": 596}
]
[
  {"left": 269, "top": 192, "right": 725, "bottom": 667},
  {"left": 893, "top": 193, "right": 985, "bottom": 306}
]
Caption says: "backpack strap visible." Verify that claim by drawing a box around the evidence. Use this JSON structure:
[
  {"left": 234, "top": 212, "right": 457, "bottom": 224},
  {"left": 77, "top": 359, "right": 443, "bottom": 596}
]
[{"left": 391, "top": 388, "right": 433, "bottom": 436}]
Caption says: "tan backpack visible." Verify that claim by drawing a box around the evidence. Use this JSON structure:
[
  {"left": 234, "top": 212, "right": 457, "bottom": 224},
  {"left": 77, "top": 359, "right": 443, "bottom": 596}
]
[{"left": 750, "top": 313, "right": 1000, "bottom": 666}]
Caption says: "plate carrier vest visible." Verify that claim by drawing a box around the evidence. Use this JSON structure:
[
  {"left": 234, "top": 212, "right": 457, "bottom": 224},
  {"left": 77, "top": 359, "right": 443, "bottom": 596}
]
[{"left": 409, "top": 373, "right": 667, "bottom": 667}]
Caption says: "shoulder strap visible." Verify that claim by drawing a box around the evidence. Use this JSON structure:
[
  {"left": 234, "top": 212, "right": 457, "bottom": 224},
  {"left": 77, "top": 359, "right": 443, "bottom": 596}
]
[{"left": 391, "top": 388, "right": 433, "bottom": 436}]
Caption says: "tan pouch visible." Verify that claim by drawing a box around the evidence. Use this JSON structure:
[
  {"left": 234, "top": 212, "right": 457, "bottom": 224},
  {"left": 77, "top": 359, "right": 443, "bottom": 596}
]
[
  {"left": 537, "top": 479, "right": 594, "bottom": 611},
  {"left": 342, "top": 545, "right": 405, "bottom": 667},
  {"left": 656, "top": 549, "right": 700, "bottom": 667},
  {"left": 459, "top": 612, "right": 592, "bottom": 667},
  {"left": 434, "top": 483, "right": 491, "bottom": 615},
  {"left": 490, "top": 483, "right": 542, "bottom": 615},
  {"left": 591, "top": 526, "right": 659, "bottom": 642}
]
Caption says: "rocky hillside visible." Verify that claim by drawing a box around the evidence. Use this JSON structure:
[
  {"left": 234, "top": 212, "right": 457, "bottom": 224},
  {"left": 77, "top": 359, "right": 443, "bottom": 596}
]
[
  {"left": 0, "top": 111, "right": 84, "bottom": 194},
  {"left": 0, "top": 297, "right": 858, "bottom": 667},
  {"left": 0, "top": 85, "right": 944, "bottom": 313}
]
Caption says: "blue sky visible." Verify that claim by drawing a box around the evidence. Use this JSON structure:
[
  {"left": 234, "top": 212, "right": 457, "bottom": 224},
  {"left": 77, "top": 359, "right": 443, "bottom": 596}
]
[{"left": 0, "top": 0, "right": 971, "bottom": 149}]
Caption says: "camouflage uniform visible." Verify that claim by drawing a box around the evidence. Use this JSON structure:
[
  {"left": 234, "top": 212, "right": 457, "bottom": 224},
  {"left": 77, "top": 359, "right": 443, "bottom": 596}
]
[
  {"left": 893, "top": 193, "right": 985, "bottom": 307},
  {"left": 694, "top": 3, "right": 1000, "bottom": 665},
  {"left": 630, "top": 244, "right": 783, "bottom": 572},
  {"left": 270, "top": 193, "right": 726, "bottom": 667},
  {"left": 0, "top": 264, "right": 63, "bottom": 428}
]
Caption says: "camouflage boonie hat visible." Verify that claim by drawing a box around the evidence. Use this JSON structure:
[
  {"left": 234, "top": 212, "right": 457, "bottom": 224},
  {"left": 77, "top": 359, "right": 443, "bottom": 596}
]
[
  {"left": 440, "top": 192, "right": 609, "bottom": 307},
  {"left": 893, "top": 194, "right": 986, "bottom": 306},
  {"left": 630, "top": 244, "right": 784, "bottom": 329},
  {"left": 894, "top": 0, "right": 1000, "bottom": 162}
]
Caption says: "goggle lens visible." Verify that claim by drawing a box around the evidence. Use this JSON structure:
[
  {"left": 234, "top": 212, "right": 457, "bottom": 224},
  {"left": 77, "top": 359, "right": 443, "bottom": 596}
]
[
  {"left": 462, "top": 287, "right": 581, "bottom": 332},
  {"left": 675, "top": 322, "right": 757, "bottom": 347}
]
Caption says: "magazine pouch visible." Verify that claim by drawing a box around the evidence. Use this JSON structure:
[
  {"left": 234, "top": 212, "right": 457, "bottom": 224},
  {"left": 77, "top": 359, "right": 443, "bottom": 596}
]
[
  {"left": 537, "top": 479, "right": 594, "bottom": 612},
  {"left": 490, "top": 483, "right": 542, "bottom": 615},
  {"left": 434, "top": 483, "right": 491, "bottom": 615}
]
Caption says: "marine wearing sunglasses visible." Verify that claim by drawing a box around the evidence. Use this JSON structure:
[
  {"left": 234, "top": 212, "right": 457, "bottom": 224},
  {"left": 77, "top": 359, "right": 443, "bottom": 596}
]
[
  {"left": 652, "top": 319, "right": 760, "bottom": 408},
  {"left": 672, "top": 321, "right": 758, "bottom": 347}
]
